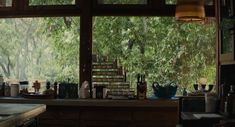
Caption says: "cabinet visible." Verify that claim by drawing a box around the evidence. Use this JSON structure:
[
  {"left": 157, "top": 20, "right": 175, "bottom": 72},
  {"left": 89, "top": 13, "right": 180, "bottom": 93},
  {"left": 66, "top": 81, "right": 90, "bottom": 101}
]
[
  {"left": 219, "top": 65, "right": 235, "bottom": 115},
  {"left": 38, "top": 104, "right": 178, "bottom": 127},
  {"left": 220, "top": 0, "right": 235, "bottom": 64},
  {"left": 38, "top": 106, "right": 80, "bottom": 127},
  {"left": 218, "top": 0, "right": 235, "bottom": 118}
]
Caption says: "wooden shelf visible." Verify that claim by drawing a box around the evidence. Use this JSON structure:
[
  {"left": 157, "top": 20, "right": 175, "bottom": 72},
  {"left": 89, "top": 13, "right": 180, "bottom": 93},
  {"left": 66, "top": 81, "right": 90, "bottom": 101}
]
[{"left": 220, "top": 61, "right": 235, "bottom": 65}]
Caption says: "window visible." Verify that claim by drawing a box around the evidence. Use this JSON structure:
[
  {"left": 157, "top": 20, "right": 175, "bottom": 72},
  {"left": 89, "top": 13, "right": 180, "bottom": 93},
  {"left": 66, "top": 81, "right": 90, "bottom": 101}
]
[
  {"left": 93, "top": 16, "right": 216, "bottom": 96},
  {"left": 0, "top": 17, "right": 80, "bottom": 91}
]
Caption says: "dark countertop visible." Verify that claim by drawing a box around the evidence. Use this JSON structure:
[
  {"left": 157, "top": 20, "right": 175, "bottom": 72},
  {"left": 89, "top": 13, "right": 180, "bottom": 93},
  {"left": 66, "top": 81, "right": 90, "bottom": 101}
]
[
  {"left": 0, "top": 103, "right": 46, "bottom": 127},
  {"left": 181, "top": 112, "right": 224, "bottom": 120},
  {"left": 0, "top": 97, "right": 178, "bottom": 107}
]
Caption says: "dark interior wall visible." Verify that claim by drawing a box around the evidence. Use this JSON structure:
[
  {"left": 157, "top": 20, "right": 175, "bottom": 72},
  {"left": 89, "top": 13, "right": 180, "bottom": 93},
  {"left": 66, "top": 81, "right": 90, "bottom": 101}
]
[{"left": 220, "top": 65, "right": 235, "bottom": 95}]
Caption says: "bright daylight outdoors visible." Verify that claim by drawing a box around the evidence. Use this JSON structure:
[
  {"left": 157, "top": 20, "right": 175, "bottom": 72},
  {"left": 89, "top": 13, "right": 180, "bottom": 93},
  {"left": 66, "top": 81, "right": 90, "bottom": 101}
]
[
  {"left": 93, "top": 17, "right": 216, "bottom": 95},
  {"left": 0, "top": 17, "right": 80, "bottom": 90},
  {"left": 0, "top": 0, "right": 216, "bottom": 95}
]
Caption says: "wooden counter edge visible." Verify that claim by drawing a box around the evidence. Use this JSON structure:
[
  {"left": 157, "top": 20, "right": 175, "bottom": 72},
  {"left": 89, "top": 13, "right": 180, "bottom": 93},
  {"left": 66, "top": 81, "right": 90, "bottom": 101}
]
[
  {"left": 0, "top": 97, "right": 178, "bottom": 107},
  {"left": 0, "top": 104, "right": 46, "bottom": 127}
]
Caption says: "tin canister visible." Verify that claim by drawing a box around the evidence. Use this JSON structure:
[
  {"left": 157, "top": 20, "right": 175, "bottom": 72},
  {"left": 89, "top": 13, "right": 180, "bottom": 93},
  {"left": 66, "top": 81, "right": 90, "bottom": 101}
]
[{"left": 10, "top": 84, "right": 19, "bottom": 97}]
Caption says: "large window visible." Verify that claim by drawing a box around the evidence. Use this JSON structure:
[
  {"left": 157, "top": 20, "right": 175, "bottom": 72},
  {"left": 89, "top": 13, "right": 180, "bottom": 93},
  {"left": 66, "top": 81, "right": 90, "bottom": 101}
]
[
  {"left": 0, "top": 17, "right": 80, "bottom": 91},
  {"left": 93, "top": 17, "right": 216, "bottom": 95}
]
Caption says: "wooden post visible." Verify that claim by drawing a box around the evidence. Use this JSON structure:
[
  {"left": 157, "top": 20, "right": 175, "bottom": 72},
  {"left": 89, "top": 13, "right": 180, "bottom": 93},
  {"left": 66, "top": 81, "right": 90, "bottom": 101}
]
[
  {"left": 215, "top": 0, "right": 220, "bottom": 96},
  {"left": 80, "top": 0, "right": 93, "bottom": 97}
]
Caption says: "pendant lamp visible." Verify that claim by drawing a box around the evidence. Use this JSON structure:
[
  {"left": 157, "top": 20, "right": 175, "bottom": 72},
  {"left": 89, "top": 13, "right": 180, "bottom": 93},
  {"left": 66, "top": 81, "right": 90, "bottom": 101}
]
[{"left": 175, "top": 0, "right": 205, "bottom": 22}]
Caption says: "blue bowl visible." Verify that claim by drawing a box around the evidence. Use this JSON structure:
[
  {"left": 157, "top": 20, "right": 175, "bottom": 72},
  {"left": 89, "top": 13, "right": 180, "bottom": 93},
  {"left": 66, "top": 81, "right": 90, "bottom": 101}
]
[{"left": 152, "top": 84, "right": 177, "bottom": 99}]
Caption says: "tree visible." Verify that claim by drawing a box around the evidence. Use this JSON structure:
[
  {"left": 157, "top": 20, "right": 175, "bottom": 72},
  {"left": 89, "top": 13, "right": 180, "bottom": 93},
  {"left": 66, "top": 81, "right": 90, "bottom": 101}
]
[{"left": 93, "top": 16, "right": 216, "bottom": 94}]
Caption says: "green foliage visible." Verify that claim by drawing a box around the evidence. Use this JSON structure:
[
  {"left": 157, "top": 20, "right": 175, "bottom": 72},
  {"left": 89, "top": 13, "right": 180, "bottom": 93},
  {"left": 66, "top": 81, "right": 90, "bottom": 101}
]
[
  {"left": 0, "top": 15, "right": 216, "bottom": 96},
  {"left": 93, "top": 17, "right": 216, "bottom": 95},
  {"left": 39, "top": 17, "right": 80, "bottom": 82},
  {"left": 0, "top": 17, "right": 80, "bottom": 83}
]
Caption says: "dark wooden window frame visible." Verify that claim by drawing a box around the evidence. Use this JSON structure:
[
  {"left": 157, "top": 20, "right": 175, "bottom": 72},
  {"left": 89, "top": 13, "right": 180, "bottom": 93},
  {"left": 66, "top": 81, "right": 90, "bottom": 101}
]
[{"left": 0, "top": 0, "right": 216, "bottom": 95}]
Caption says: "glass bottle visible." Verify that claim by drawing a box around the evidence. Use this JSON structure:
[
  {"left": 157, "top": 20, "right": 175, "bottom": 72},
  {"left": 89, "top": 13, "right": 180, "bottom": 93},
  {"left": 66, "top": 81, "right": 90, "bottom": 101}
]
[
  {"left": 4, "top": 82, "right": 10, "bottom": 97},
  {"left": 137, "top": 74, "right": 147, "bottom": 100},
  {"left": 225, "top": 85, "right": 234, "bottom": 114},
  {"left": 228, "top": 85, "right": 234, "bottom": 96}
]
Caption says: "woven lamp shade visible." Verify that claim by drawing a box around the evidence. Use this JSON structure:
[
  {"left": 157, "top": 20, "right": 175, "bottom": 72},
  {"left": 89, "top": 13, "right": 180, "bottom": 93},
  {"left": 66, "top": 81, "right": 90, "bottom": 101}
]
[{"left": 175, "top": 0, "right": 205, "bottom": 22}]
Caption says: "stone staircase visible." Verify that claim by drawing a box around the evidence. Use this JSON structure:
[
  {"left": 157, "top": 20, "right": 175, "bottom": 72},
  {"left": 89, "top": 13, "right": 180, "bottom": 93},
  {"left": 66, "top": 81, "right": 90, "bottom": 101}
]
[{"left": 92, "top": 56, "right": 135, "bottom": 99}]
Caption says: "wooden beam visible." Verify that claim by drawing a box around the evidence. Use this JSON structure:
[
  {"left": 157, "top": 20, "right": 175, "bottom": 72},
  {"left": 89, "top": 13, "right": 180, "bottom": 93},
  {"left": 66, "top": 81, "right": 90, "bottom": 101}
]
[
  {"left": 80, "top": 0, "right": 93, "bottom": 97},
  {"left": 0, "top": 1, "right": 215, "bottom": 18},
  {"left": 92, "top": 5, "right": 215, "bottom": 17},
  {"left": 0, "top": 5, "right": 80, "bottom": 18}
]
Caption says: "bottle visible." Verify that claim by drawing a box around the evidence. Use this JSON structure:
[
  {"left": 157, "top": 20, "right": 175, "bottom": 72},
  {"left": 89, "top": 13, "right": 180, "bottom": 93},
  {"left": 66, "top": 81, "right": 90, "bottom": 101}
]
[
  {"left": 183, "top": 88, "right": 187, "bottom": 96},
  {"left": 136, "top": 74, "right": 141, "bottom": 98},
  {"left": 228, "top": 85, "right": 234, "bottom": 96},
  {"left": 141, "top": 75, "right": 147, "bottom": 99},
  {"left": 46, "top": 81, "right": 51, "bottom": 90},
  {"left": 225, "top": 85, "right": 234, "bottom": 116},
  {"left": 54, "top": 82, "right": 58, "bottom": 99},
  {"left": 0, "top": 75, "right": 4, "bottom": 96},
  {"left": 137, "top": 74, "right": 147, "bottom": 100}
]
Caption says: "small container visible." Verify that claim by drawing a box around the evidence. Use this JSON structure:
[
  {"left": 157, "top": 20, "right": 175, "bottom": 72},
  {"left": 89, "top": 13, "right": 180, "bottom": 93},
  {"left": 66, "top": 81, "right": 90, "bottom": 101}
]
[
  {"left": 224, "top": 101, "right": 228, "bottom": 113},
  {"left": 20, "top": 81, "right": 29, "bottom": 91},
  {"left": 0, "top": 76, "right": 4, "bottom": 96},
  {"left": 4, "top": 83, "right": 10, "bottom": 96},
  {"left": 95, "top": 86, "right": 104, "bottom": 99},
  {"left": 11, "top": 84, "right": 19, "bottom": 97},
  {"left": 20, "top": 81, "right": 29, "bottom": 94}
]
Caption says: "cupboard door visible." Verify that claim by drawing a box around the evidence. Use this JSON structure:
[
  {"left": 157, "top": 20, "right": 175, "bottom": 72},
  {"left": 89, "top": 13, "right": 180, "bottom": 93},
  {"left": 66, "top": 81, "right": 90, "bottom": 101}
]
[
  {"left": 220, "top": 0, "right": 235, "bottom": 64},
  {"left": 38, "top": 106, "right": 80, "bottom": 127}
]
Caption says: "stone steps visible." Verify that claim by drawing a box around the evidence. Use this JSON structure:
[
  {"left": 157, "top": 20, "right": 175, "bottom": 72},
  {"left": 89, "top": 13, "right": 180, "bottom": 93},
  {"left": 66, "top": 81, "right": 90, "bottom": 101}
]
[
  {"left": 92, "top": 55, "right": 134, "bottom": 99},
  {"left": 92, "top": 64, "right": 115, "bottom": 69},
  {"left": 92, "top": 77, "right": 124, "bottom": 82},
  {"left": 92, "top": 69, "right": 119, "bottom": 76}
]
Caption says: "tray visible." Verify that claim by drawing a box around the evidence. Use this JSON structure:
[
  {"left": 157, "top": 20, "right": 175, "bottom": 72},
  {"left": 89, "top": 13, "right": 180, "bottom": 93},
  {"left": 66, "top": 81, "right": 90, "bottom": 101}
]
[{"left": 22, "top": 93, "right": 54, "bottom": 99}]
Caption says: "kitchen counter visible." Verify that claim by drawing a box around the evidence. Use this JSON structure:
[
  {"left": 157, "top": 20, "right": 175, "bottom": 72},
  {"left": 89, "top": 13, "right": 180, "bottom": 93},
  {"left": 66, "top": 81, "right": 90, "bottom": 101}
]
[
  {"left": 0, "top": 97, "right": 178, "bottom": 107},
  {"left": 0, "top": 97, "right": 178, "bottom": 127},
  {"left": 0, "top": 103, "right": 46, "bottom": 127}
]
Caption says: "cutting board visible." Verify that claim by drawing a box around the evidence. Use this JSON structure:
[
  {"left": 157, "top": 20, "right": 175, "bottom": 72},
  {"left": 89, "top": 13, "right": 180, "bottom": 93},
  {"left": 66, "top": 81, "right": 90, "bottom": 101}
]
[{"left": 0, "top": 104, "right": 43, "bottom": 115}]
